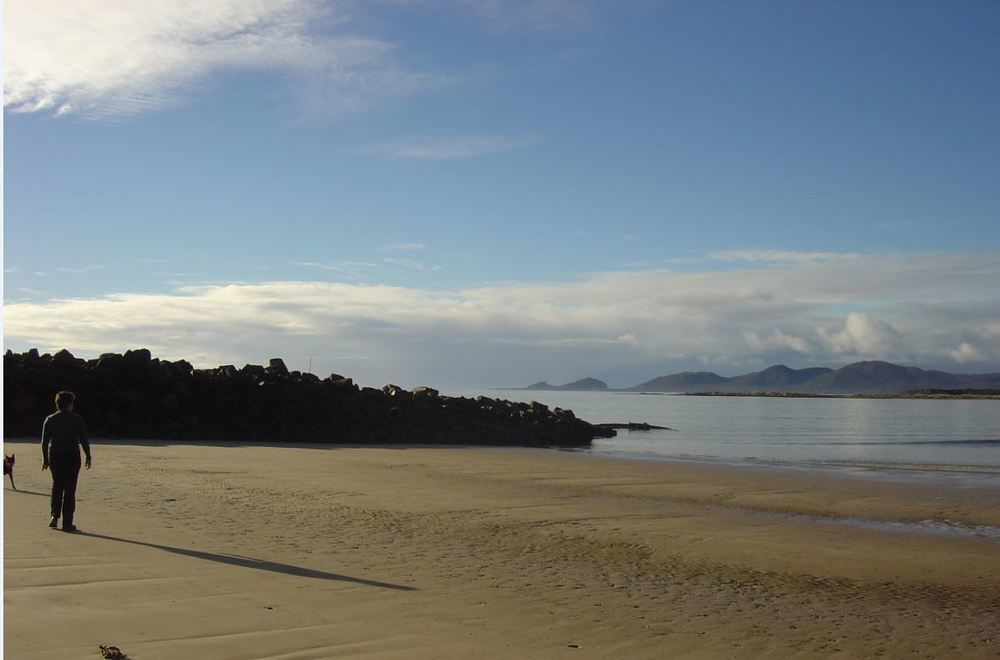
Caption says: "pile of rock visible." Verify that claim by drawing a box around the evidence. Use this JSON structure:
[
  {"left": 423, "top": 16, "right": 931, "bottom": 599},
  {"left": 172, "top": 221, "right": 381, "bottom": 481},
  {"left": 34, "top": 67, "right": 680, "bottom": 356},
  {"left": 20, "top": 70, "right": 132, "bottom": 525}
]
[{"left": 3, "top": 349, "right": 615, "bottom": 447}]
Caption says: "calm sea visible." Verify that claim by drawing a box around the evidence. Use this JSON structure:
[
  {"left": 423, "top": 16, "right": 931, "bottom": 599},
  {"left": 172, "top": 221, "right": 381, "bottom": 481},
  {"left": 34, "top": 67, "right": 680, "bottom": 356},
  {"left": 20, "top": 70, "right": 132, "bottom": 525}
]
[{"left": 458, "top": 390, "right": 1000, "bottom": 481}]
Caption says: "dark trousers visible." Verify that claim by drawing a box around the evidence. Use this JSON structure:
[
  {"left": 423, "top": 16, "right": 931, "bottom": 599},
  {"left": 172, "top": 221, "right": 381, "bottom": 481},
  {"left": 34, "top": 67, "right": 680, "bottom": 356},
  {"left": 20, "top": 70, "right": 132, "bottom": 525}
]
[{"left": 49, "top": 453, "right": 81, "bottom": 525}]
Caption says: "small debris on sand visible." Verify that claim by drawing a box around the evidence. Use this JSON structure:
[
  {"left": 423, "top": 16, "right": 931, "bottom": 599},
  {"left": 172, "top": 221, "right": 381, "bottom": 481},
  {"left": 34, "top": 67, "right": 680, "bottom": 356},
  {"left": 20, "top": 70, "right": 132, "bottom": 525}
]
[{"left": 99, "top": 644, "right": 129, "bottom": 659}]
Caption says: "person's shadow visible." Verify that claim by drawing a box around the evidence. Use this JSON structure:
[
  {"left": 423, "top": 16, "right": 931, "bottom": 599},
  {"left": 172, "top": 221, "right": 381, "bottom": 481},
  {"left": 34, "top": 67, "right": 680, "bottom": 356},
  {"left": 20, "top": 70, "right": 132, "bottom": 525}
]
[
  {"left": 6, "top": 488, "right": 48, "bottom": 497},
  {"left": 79, "top": 531, "right": 417, "bottom": 591}
]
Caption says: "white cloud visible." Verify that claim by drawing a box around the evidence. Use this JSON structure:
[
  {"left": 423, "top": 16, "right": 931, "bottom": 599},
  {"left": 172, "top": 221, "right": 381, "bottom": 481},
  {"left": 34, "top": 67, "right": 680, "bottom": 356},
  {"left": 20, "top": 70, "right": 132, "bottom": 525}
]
[
  {"left": 949, "top": 342, "right": 986, "bottom": 364},
  {"left": 816, "top": 312, "right": 902, "bottom": 357},
  {"left": 5, "top": 251, "right": 1000, "bottom": 386},
  {"left": 3, "top": 0, "right": 437, "bottom": 118},
  {"left": 359, "top": 135, "right": 534, "bottom": 159},
  {"left": 743, "top": 329, "right": 812, "bottom": 354}
]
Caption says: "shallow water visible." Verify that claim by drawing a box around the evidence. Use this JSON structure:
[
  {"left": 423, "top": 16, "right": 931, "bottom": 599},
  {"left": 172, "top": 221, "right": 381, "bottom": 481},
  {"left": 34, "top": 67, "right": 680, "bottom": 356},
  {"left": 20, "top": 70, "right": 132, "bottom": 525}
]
[{"left": 455, "top": 390, "right": 1000, "bottom": 480}]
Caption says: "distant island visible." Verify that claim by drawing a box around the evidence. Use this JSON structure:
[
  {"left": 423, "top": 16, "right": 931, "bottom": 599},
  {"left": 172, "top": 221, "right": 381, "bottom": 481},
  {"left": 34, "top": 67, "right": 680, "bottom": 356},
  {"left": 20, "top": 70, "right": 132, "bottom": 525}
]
[
  {"left": 520, "top": 377, "right": 609, "bottom": 391},
  {"left": 518, "top": 361, "right": 1000, "bottom": 395}
]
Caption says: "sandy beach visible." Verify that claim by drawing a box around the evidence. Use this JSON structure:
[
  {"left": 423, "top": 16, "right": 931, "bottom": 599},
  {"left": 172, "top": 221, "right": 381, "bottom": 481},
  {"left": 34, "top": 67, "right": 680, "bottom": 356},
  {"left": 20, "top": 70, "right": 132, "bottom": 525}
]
[{"left": 4, "top": 440, "right": 999, "bottom": 659}]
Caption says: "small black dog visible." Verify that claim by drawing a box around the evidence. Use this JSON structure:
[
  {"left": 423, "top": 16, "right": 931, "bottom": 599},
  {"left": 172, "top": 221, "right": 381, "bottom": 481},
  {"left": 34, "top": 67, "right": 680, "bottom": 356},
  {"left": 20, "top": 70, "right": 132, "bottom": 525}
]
[{"left": 4, "top": 454, "right": 15, "bottom": 490}]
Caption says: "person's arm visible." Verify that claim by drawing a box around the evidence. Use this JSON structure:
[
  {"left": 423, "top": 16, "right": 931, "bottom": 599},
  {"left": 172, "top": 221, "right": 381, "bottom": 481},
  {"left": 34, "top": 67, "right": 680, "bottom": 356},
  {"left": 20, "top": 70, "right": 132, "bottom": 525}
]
[
  {"left": 41, "top": 417, "right": 50, "bottom": 470},
  {"left": 79, "top": 416, "right": 92, "bottom": 469}
]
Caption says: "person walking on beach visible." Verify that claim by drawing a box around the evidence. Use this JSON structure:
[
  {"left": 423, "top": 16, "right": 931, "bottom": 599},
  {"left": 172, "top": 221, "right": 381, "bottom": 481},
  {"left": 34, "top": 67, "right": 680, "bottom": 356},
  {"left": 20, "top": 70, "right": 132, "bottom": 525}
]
[{"left": 42, "top": 391, "right": 91, "bottom": 532}]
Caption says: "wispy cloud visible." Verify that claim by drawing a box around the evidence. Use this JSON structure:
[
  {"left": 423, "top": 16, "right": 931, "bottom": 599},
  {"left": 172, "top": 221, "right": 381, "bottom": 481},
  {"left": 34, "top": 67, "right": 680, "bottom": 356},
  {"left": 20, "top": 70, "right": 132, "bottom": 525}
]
[
  {"left": 6, "top": 251, "right": 1000, "bottom": 386},
  {"left": 291, "top": 260, "right": 381, "bottom": 271},
  {"left": 380, "top": 243, "right": 427, "bottom": 252},
  {"left": 359, "top": 135, "right": 535, "bottom": 160},
  {"left": 874, "top": 220, "right": 917, "bottom": 231},
  {"left": 380, "top": 0, "right": 594, "bottom": 32},
  {"left": 155, "top": 272, "right": 200, "bottom": 279},
  {"left": 4, "top": 0, "right": 439, "bottom": 119},
  {"left": 382, "top": 258, "right": 442, "bottom": 271},
  {"left": 710, "top": 250, "right": 862, "bottom": 265},
  {"left": 458, "top": 0, "right": 595, "bottom": 31},
  {"left": 55, "top": 264, "right": 107, "bottom": 274}
]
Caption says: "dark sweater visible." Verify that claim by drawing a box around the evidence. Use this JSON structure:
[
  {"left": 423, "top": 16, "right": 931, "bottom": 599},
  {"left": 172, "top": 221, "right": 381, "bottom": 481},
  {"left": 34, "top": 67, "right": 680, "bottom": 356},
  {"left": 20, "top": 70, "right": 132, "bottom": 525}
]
[{"left": 42, "top": 411, "right": 91, "bottom": 459}]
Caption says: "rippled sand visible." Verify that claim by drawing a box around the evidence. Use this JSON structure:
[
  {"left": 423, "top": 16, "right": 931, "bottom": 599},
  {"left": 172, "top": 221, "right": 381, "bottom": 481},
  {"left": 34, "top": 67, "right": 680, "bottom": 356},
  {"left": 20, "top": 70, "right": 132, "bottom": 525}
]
[{"left": 4, "top": 440, "right": 999, "bottom": 658}]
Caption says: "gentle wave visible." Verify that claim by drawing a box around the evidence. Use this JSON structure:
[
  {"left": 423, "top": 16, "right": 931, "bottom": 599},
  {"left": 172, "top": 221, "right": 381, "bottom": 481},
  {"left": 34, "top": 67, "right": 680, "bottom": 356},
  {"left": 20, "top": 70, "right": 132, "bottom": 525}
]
[
  {"left": 776, "top": 439, "right": 1000, "bottom": 447},
  {"left": 772, "top": 512, "right": 1000, "bottom": 543},
  {"left": 592, "top": 451, "right": 1000, "bottom": 475},
  {"left": 806, "top": 459, "right": 1000, "bottom": 474}
]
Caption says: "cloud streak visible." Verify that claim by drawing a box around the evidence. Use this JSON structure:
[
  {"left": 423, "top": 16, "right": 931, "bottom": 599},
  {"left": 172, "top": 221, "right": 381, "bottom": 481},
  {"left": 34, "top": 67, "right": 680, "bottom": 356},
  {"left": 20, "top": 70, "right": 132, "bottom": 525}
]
[
  {"left": 382, "top": 258, "right": 442, "bottom": 272},
  {"left": 55, "top": 265, "right": 107, "bottom": 275},
  {"left": 3, "top": 0, "right": 437, "bottom": 118},
  {"left": 458, "top": 0, "right": 595, "bottom": 32},
  {"left": 5, "top": 252, "right": 999, "bottom": 387},
  {"left": 359, "top": 135, "right": 535, "bottom": 160},
  {"left": 380, "top": 243, "right": 427, "bottom": 252},
  {"left": 291, "top": 260, "right": 381, "bottom": 271}
]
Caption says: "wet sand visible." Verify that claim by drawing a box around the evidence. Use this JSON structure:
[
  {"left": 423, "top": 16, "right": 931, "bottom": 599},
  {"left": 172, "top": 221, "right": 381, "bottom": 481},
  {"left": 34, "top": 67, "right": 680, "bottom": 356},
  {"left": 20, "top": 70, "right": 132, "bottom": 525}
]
[{"left": 4, "top": 440, "right": 999, "bottom": 659}]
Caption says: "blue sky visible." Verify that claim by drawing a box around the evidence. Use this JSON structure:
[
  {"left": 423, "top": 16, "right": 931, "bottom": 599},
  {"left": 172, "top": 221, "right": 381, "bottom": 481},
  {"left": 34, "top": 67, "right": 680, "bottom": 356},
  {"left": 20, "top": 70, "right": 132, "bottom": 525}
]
[{"left": 4, "top": 1, "right": 1000, "bottom": 387}]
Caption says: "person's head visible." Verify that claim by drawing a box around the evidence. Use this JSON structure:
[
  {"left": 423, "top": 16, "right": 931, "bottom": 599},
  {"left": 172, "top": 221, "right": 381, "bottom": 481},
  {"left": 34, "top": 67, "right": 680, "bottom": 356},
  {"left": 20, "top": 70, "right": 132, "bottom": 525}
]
[{"left": 55, "top": 390, "right": 76, "bottom": 412}]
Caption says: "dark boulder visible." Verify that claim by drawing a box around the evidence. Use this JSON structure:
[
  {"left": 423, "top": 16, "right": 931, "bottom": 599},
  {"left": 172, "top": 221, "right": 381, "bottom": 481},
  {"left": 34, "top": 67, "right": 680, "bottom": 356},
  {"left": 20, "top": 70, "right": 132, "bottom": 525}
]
[
  {"left": 266, "top": 358, "right": 289, "bottom": 377},
  {"left": 241, "top": 364, "right": 266, "bottom": 379},
  {"left": 172, "top": 360, "right": 194, "bottom": 377},
  {"left": 52, "top": 349, "right": 79, "bottom": 369},
  {"left": 412, "top": 386, "right": 439, "bottom": 398},
  {"left": 382, "top": 384, "right": 411, "bottom": 400},
  {"left": 96, "top": 353, "right": 124, "bottom": 372},
  {"left": 124, "top": 348, "right": 152, "bottom": 365}
]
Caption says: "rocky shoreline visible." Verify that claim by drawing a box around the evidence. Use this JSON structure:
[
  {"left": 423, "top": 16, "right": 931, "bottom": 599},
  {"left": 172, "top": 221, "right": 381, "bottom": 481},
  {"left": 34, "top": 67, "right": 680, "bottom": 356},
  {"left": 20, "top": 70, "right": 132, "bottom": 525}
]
[{"left": 3, "top": 349, "right": 615, "bottom": 446}]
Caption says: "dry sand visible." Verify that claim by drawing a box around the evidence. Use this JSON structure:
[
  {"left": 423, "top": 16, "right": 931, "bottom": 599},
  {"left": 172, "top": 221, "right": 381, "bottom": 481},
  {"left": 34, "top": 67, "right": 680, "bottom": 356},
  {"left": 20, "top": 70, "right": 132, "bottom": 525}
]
[{"left": 4, "top": 440, "right": 999, "bottom": 659}]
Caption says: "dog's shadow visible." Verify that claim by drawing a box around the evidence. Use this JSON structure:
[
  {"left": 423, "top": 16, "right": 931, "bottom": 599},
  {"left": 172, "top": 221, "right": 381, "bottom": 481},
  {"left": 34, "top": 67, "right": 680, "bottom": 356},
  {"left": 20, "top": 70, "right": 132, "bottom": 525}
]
[{"left": 79, "top": 531, "right": 417, "bottom": 591}]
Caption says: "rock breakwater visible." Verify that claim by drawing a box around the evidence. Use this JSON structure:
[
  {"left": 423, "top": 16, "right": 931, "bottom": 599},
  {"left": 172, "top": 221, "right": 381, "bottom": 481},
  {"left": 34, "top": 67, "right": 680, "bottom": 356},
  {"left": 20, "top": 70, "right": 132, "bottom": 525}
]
[{"left": 4, "top": 349, "right": 614, "bottom": 446}]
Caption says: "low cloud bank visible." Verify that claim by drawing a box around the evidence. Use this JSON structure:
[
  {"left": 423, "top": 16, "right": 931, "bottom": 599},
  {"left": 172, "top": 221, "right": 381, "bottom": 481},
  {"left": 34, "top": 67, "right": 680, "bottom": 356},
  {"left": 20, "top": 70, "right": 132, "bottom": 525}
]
[{"left": 5, "top": 252, "right": 999, "bottom": 387}]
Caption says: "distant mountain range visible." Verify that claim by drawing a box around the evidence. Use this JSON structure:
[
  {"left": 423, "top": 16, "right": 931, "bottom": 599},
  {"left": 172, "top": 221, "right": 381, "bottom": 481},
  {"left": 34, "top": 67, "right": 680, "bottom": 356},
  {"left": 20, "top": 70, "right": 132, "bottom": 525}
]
[{"left": 518, "top": 361, "right": 1000, "bottom": 394}]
